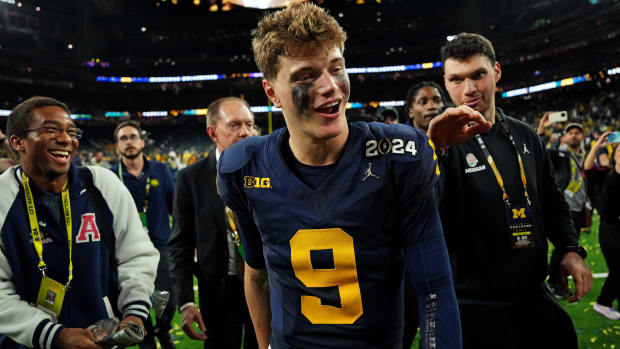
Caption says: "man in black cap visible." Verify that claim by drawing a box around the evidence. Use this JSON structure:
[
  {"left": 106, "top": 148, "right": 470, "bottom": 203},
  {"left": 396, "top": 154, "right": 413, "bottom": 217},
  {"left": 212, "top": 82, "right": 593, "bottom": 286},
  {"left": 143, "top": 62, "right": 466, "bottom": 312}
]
[
  {"left": 545, "top": 122, "right": 590, "bottom": 298},
  {"left": 376, "top": 107, "right": 400, "bottom": 124}
]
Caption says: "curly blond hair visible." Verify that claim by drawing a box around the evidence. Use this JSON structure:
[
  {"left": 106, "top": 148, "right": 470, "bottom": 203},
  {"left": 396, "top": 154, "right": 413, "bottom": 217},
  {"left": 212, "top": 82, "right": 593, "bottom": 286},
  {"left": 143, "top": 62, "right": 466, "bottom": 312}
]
[{"left": 252, "top": 2, "right": 347, "bottom": 81}]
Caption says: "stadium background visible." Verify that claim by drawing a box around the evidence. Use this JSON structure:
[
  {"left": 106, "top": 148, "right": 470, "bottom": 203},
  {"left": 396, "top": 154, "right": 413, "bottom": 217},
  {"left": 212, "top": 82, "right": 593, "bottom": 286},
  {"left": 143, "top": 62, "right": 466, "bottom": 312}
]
[{"left": 0, "top": 0, "right": 619, "bottom": 347}]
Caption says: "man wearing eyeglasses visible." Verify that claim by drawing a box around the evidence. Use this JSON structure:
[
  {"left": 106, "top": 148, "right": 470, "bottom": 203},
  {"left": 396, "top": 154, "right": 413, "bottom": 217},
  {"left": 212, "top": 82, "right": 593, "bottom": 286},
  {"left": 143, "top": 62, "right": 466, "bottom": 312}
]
[
  {"left": 109, "top": 121, "right": 176, "bottom": 349},
  {"left": 0, "top": 96, "right": 159, "bottom": 349}
]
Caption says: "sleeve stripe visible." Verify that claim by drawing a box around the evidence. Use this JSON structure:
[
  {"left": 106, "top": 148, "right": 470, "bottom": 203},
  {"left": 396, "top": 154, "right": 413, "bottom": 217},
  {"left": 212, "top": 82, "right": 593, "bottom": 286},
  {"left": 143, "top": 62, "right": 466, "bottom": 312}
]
[
  {"left": 123, "top": 304, "right": 149, "bottom": 318},
  {"left": 45, "top": 324, "right": 62, "bottom": 349},
  {"left": 122, "top": 300, "right": 150, "bottom": 310},
  {"left": 38, "top": 321, "right": 54, "bottom": 349}
]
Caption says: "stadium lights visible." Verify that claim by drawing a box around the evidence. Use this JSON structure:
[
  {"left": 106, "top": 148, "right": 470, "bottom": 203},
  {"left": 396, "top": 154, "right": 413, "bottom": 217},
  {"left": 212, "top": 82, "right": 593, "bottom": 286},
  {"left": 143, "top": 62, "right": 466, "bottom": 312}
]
[
  {"left": 2, "top": 70, "right": 612, "bottom": 119},
  {"left": 0, "top": 0, "right": 16, "bottom": 4},
  {"left": 95, "top": 62, "right": 442, "bottom": 83},
  {"left": 81, "top": 100, "right": 406, "bottom": 119},
  {"left": 501, "top": 74, "right": 592, "bottom": 98},
  {"left": 105, "top": 112, "right": 131, "bottom": 118},
  {"left": 141, "top": 111, "right": 168, "bottom": 117},
  {"left": 608, "top": 66, "right": 620, "bottom": 76},
  {"left": 228, "top": 0, "right": 302, "bottom": 9},
  {"left": 70, "top": 114, "right": 92, "bottom": 120}
]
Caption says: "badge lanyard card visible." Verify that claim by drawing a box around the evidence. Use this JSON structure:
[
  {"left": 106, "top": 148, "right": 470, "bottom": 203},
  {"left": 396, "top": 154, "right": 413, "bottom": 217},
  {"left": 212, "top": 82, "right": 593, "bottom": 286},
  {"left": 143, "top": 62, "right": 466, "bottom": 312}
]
[
  {"left": 22, "top": 171, "right": 73, "bottom": 319},
  {"left": 564, "top": 152, "right": 584, "bottom": 198},
  {"left": 118, "top": 163, "right": 150, "bottom": 232},
  {"left": 474, "top": 112, "right": 535, "bottom": 249}
]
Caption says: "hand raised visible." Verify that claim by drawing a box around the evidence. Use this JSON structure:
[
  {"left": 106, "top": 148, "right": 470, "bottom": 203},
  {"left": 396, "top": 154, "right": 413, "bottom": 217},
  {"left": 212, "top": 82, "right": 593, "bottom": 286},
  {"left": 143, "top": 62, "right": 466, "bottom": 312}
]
[{"left": 428, "top": 105, "right": 492, "bottom": 149}]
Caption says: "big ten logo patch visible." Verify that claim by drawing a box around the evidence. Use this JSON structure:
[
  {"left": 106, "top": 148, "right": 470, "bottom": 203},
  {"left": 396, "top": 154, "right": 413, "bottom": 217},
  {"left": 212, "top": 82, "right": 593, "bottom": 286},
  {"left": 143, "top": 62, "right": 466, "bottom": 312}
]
[
  {"left": 512, "top": 208, "right": 526, "bottom": 219},
  {"left": 75, "top": 213, "right": 101, "bottom": 243},
  {"left": 244, "top": 176, "right": 271, "bottom": 189}
]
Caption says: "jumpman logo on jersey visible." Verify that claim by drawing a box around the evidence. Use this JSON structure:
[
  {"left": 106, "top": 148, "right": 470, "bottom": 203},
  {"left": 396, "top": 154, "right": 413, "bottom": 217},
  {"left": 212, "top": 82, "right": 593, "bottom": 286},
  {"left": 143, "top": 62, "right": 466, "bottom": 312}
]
[
  {"left": 361, "top": 163, "right": 381, "bottom": 182},
  {"left": 522, "top": 143, "right": 530, "bottom": 154}
]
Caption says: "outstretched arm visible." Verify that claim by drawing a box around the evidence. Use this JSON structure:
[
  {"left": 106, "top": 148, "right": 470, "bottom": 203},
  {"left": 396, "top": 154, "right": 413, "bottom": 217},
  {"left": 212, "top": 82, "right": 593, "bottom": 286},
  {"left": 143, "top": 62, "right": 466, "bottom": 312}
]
[
  {"left": 406, "top": 237, "right": 461, "bottom": 349},
  {"left": 584, "top": 131, "right": 611, "bottom": 171},
  {"left": 536, "top": 112, "right": 552, "bottom": 136}
]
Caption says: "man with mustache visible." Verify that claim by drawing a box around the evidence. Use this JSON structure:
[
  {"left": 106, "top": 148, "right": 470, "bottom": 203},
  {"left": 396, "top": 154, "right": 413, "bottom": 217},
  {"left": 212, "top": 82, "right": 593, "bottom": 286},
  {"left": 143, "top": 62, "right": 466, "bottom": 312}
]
[
  {"left": 540, "top": 122, "right": 591, "bottom": 299},
  {"left": 110, "top": 121, "right": 176, "bottom": 349}
]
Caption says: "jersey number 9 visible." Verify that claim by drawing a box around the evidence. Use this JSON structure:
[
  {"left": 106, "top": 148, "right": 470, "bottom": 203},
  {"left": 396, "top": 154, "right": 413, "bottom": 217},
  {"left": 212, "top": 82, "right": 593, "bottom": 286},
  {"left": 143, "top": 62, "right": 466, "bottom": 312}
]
[{"left": 290, "top": 228, "right": 363, "bottom": 324}]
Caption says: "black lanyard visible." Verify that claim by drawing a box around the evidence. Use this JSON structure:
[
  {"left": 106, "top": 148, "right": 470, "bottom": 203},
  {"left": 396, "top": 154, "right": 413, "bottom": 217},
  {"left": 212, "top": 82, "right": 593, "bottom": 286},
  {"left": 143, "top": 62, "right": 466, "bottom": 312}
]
[{"left": 474, "top": 110, "right": 531, "bottom": 207}]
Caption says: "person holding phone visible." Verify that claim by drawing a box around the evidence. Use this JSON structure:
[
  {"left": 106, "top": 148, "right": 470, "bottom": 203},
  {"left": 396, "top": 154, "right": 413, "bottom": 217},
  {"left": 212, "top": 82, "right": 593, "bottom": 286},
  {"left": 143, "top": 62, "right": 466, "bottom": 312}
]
[
  {"left": 539, "top": 122, "right": 592, "bottom": 299},
  {"left": 585, "top": 131, "right": 620, "bottom": 320}
]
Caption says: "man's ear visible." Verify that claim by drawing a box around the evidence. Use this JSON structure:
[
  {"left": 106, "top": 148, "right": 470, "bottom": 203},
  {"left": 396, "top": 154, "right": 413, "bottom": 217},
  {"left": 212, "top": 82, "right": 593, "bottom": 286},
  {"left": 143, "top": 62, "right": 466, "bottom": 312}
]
[
  {"left": 9, "top": 135, "right": 24, "bottom": 153},
  {"left": 494, "top": 62, "right": 502, "bottom": 84},
  {"left": 206, "top": 125, "right": 217, "bottom": 143},
  {"left": 262, "top": 79, "right": 281, "bottom": 108}
]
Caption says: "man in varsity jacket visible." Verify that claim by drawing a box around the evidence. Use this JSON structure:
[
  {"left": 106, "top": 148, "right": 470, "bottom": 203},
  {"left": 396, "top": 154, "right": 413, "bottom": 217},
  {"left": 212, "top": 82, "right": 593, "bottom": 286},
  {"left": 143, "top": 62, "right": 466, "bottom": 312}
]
[{"left": 0, "top": 96, "right": 159, "bottom": 349}]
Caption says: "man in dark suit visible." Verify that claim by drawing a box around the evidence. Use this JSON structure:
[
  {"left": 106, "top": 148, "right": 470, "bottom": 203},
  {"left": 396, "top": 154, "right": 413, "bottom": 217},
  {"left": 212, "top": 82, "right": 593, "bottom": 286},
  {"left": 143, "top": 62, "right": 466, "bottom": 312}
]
[{"left": 169, "top": 97, "right": 258, "bottom": 349}]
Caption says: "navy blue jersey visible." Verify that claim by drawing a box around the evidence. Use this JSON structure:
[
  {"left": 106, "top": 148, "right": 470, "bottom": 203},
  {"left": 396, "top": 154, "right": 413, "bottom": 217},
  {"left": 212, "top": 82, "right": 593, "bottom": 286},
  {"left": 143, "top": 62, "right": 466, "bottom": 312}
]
[{"left": 218, "top": 122, "right": 459, "bottom": 348}]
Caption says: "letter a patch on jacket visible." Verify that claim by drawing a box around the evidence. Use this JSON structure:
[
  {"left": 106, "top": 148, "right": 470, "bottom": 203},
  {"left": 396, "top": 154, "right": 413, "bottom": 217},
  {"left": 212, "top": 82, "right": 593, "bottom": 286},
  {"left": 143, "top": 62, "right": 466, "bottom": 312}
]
[{"left": 76, "top": 213, "right": 101, "bottom": 243}]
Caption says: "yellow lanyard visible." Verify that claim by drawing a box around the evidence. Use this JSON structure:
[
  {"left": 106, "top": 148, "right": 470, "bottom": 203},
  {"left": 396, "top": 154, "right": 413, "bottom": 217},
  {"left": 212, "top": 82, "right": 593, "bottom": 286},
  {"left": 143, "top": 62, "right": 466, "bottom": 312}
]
[
  {"left": 475, "top": 111, "right": 531, "bottom": 207},
  {"left": 224, "top": 206, "right": 245, "bottom": 260},
  {"left": 22, "top": 171, "right": 73, "bottom": 287},
  {"left": 566, "top": 152, "right": 584, "bottom": 194}
]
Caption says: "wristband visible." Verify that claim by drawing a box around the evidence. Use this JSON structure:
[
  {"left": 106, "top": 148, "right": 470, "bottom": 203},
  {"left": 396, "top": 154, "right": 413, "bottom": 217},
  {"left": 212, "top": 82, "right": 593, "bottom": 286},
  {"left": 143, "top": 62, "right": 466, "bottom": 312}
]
[{"left": 563, "top": 245, "right": 587, "bottom": 259}]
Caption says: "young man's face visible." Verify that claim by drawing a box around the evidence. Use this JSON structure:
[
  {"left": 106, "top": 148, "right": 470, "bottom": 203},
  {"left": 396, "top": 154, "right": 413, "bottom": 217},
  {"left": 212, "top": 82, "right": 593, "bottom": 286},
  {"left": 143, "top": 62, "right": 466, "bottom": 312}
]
[
  {"left": 444, "top": 54, "right": 501, "bottom": 121},
  {"left": 263, "top": 45, "right": 350, "bottom": 141},
  {"left": 15, "top": 106, "right": 79, "bottom": 179},
  {"left": 116, "top": 126, "right": 145, "bottom": 160},
  {"left": 409, "top": 86, "right": 444, "bottom": 131}
]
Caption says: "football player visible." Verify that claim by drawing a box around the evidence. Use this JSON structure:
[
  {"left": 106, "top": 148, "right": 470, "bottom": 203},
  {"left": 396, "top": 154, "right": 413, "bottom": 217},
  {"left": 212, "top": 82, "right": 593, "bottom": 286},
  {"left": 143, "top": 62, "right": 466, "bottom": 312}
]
[{"left": 217, "top": 3, "right": 490, "bottom": 348}]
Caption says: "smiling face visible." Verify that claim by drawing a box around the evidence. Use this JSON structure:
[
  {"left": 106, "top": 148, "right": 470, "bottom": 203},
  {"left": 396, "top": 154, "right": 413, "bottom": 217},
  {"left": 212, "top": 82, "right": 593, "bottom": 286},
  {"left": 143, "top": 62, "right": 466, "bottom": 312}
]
[
  {"left": 262, "top": 46, "right": 350, "bottom": 142},
  {"left": 14, "top": 105, "right": 78, "bottom": 181},
  {"left": 444, "top": 54, "right": 501, "bottom": 122}
]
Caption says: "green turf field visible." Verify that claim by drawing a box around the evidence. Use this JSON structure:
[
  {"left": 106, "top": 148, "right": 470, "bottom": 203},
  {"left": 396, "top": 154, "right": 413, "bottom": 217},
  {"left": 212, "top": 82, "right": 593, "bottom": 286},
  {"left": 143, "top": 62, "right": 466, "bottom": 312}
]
[{"left": 145, "top": 215, "right": 619, "bottom": 348}]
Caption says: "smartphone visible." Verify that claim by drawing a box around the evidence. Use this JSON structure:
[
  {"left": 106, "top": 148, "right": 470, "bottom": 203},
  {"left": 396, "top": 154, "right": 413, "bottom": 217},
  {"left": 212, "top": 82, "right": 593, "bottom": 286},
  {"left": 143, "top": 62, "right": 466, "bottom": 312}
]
[
  {"left": 548, "top": 111, "right": 568, "bottom": 123},
  {"left": 607, "top": 131, "right": 620, "bottom": 144}
]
